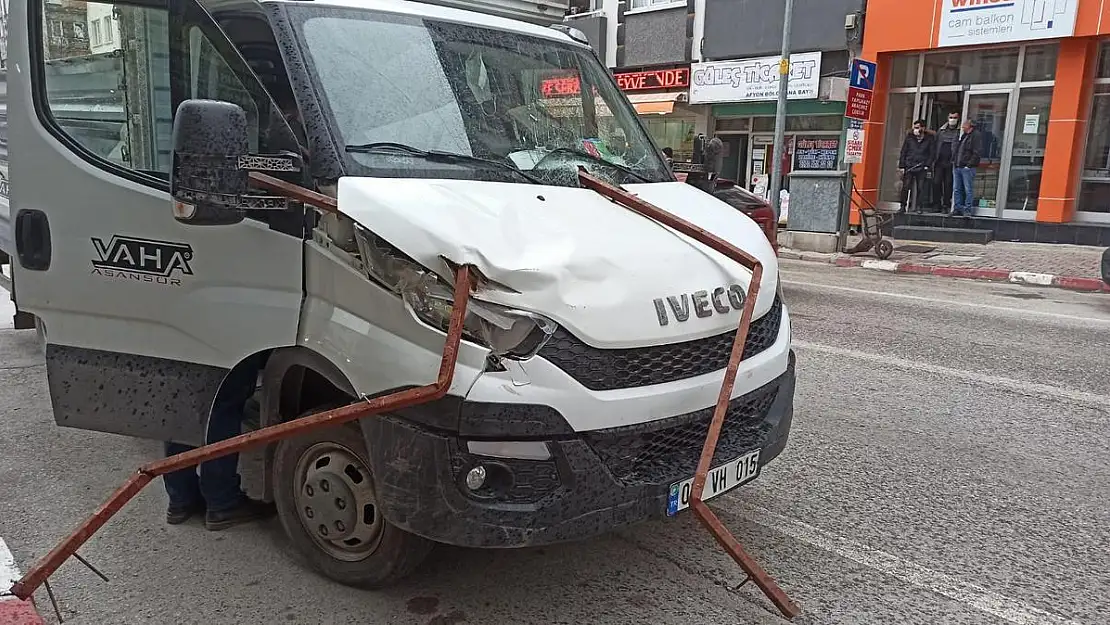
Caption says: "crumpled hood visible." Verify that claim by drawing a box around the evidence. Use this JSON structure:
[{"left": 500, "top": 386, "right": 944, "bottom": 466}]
[{"left": 336, "top": 178, "right": 779, "bottom": 348}]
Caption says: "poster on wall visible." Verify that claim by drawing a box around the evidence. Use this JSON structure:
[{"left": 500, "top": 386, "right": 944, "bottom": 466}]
[
  {"left": 845, "top": 128, "right": 865, "bottom": 164},
  {"left": 937, "top": 0, "right": 1079, "bottom": 48},
  {"left": 689, "top": 51, "right": 823, "bottom": 105},
  {"left": 794, "top": 138, "right": 840, "bottom": 170}
]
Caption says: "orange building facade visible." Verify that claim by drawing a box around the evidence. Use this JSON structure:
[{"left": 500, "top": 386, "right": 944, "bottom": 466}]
[{"left": 857, "top": 0, "right": 1110, "bottom": 232}]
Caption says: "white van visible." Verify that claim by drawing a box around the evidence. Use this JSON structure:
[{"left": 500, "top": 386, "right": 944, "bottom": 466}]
[{"left": 5, "top": 0, "right": 794, "bottom": 588}]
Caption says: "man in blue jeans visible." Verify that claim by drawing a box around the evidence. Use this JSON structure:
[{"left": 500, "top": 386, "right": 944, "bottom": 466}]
[
  {"left": 163, "top": 354, "right": 276, "bottom": 530},
  {"left": 951, "top": 118, "right": 981, "bottom": 217}
]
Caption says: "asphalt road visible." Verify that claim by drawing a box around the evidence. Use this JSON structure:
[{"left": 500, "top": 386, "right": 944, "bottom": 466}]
[{"left": 1, "top": 262, "right": 1108, "bottom": 625}]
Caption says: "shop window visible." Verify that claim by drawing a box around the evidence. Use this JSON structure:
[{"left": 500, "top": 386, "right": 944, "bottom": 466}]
[
  {"left": 921, "top": 48, "right": 1019, "bottom": 87},
  {"left": 37, "top": 2, "right": 172, "bottom": 175},
  {"left": 642, "top": 117, "right": 694, "bottom": 161},
  {"left": 879, "top": 92, "right": 914, "bottom": 204},
  {"left": 1098, "top": 42, "right": 1110, "bottom": 79},
  {"left": 1079, "top": 84, "right": 1110, "bottom": 214},
  {"left": 751, "top": 115, "right": 841, "bottom": 133},
  {"left": 1006, "top": 87, "right": 1052, "bottom": 212},
  {"left": 890, "top": 54, "right": 919, "bottom": 89},
  {"left": 1021, "top": 45, "right": 1057, "bottom": 82},
  {"left": 715, "top": 117, "right": 750, "bottom": 133}
]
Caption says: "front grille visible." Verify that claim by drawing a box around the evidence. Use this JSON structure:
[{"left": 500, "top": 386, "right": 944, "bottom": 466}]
[
  {"left": 539, "top": 296, "right": 783, "bottom": 391},
  {"left": 583, "top": 378, "right": 780, "bottom": 487}
]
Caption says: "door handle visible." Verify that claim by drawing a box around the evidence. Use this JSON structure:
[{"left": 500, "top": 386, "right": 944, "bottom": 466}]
[{"left": 15, "top": 209, "right": 52, "bottom": 271}]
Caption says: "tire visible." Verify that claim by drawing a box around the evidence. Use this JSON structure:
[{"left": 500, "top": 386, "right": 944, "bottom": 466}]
[
  {"left": 875, "top": 238, "right": 894, "bottom": 260},
  {"left": 272, "top": 417, "right": 434, "bottom": 589}
]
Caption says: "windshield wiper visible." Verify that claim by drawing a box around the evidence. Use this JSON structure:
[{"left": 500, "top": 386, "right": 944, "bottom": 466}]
[
  {"left": 540, "top": 147, "right": 654, "bottom": 184},
  {"left": 344, "top": 142, "right": 542, "bottom": 185}
]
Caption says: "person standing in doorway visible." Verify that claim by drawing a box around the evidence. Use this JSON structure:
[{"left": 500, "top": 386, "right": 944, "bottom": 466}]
[
  {"left": 897, "top": 119, "right": 936, "bottom": 213},
  {"left": 934, "top": 111, "right": 961, "bottom": 213},
  {"left": 952, "top": 118, "right": 982, "bottom": 217}
]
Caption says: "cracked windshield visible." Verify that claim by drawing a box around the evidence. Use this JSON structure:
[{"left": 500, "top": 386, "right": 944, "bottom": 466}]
[{"left": 295, "top": 7, "right": 671, "bottom": 187}]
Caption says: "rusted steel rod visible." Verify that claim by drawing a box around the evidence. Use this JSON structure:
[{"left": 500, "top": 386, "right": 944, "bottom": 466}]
[
  {"left": 577, "top": 169, "right": 799, "bottom": 619},
  {"left": 10, "top": 266, "right": 475, "bottom": 601},
  {"left": 249, "top": 172, "right": 339, "bottom": 213}
]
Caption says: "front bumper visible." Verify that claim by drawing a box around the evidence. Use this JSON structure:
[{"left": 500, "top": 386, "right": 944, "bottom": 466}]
[{"left": 359, "top": 351, "right": 796, "bottom": 548}]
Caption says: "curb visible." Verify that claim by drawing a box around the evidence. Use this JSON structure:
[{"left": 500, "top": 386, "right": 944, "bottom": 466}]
[
  {"left": 1, "top": 539, "right": 45, "bottom": 625},
  {"left": 780, "top": 250, "right": 1110, "bottom": 293}
]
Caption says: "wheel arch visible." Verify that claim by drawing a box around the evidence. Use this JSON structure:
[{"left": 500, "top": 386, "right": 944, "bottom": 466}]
[{"left": 259, "top": 346, "right": 359, "bottom": 500}]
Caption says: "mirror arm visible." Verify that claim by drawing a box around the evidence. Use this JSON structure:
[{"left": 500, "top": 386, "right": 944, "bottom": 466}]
[{"left": 249, "top": 172, "right": 339, "bottom": 215}]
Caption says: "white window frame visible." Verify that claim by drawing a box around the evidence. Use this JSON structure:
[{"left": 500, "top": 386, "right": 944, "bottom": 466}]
[
  {"left": 625, "top": 0, "right": 686, "bottom": 16},
  {"left": 1075, "top": 41, "right": 1110, "bottom": 224}
]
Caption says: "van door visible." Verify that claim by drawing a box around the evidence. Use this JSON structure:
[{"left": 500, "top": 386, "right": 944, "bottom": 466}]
[{"left": 9, "top": 0, "right": 306, "bottom": 444}]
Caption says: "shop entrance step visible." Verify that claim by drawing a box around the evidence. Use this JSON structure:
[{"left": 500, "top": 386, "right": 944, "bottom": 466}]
[{"left": 893, "top": 225, "right": 993, "bottom": 245}]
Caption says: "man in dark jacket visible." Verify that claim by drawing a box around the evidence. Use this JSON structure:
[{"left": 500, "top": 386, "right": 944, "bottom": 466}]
[
  {"left": 934, "top": 111, "right": 961, "bottom": 212},
  {"left": 952, "top": 118, "right": 982, "bottom": 217},
  {"left": 898, "top": 119, "right": 936, "bottom": 212}
]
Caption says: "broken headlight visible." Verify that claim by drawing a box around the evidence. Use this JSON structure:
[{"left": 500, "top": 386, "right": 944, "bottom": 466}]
[{"left": 353, "top": 225, "right": 556, "bottom": 360}]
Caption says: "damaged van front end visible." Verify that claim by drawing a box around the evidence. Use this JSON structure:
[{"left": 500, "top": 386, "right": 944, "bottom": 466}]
[
  {"left": 299, "top": 172, "right": 794, "bottom": 548},
  {"left": 192, "top": 0, "right": 795, "bottom": 585}
]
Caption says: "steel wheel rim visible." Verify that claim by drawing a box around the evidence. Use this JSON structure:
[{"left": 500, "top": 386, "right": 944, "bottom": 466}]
[{"left": 292, "top": 441, "right": 383, "bottom": 562}]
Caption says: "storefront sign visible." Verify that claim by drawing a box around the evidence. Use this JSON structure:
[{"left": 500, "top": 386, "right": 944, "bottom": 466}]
[
  {"left": 794, "top": 138, "right": 841, "bottom": 170},
  {"left": 540, "top": 73, "right": 581, "bottom": 97},
  {"left": 689, "top": 51, "right": 823, "bottom": 105},
  {"left": 938, "top": 0, "right": 1079, "bottom": 48},
  {"left": 615, "top": 68, "right": 690, "bottom": 92},
  {"left": 540, "top": 66, "right": 690, "bottom": 97},
  {"left": 846, "top": 87, "right": 874, "bottom": 121},
  {"left": 845, "top": 128, "right": 865, "bottom": 164}
]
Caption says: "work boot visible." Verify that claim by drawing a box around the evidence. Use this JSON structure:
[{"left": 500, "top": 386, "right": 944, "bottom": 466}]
[
  {"left": 166, "top": 501, "right": 206, "bottom": 525},
  {"left": 205, "top": 496, "right": 276, "bottom": 531}
]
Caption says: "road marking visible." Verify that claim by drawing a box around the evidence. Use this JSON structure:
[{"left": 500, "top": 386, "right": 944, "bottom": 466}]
[
  {"left": 1010, "top": 272, "right": 1055, "bottom": 286},
  {"left": 0, "top": 538, "right": 18, "bottom": 594},
  {"left": 861, "top": 259, "right": 899, "bottom": 272},
  {"left": 782, "top": 279, "right": 1110, "bottom": 327},
  {"left": 794, "top": 340, "right": 1110, "bottom": 410},
  {"left": 735, "top": 504, "right": 1085, "bottom": 625}
]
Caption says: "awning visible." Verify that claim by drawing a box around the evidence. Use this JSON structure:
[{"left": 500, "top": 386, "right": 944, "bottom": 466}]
[{"left": 627, "top": 91, "right": 687, "bottom": 115}]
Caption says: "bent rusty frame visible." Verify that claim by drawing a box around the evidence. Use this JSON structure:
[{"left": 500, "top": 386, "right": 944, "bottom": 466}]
[
  {"left": 577, "top": 170, "right": 800, "bottom": 619},
  {"left": 9, "top": 265, "right": 476, "bottom": 601},
  {"left": 12, "top": 171, "right": 797, "bottom": 618}
]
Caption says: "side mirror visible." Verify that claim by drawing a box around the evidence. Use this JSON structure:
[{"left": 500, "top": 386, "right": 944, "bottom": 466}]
[{"left": 170, "top": 99, "right": 302, "bottom": 225}]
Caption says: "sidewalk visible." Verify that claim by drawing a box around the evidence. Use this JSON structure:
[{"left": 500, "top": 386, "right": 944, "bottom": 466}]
[{"left": 780, "top": 236, "right": 1109, "bottom": 293}]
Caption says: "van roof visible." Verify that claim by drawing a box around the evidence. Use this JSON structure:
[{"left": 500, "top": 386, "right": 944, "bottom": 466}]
[{"left": 263, "top": 0, "right": 579, "bottom": 44}]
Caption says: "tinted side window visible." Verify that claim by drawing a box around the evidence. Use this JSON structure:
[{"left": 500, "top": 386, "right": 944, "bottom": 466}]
[
  {"left": 186, "top": 26, "right": 261, "bottom": 152},
  {"left": 37, "top": 1, "right": 172, "bottom": 177}
]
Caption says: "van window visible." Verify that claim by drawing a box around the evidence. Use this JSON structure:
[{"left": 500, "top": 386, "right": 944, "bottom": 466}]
[
  {"left": 186, "top": 27, "right": 261, "bottom": 153},
  {"left": 37, "top": 1, "right": 173, "bottom": 177}
]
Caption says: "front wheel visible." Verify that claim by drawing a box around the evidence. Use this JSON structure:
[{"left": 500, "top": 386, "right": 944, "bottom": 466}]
[{"left": 273, "top": 419, "right": 434, "bottom": 589}]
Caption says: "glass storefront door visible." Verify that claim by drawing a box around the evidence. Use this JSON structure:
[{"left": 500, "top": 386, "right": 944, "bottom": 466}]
[
  {"left": 963, "top": 91, "right": 1011, "bottom": 216},
  {"left": 1005, "top": 87, "right": 1052, "bottom": 216},
  {"left": 920, "top": 91, "right": 963, "bottom": 131}
]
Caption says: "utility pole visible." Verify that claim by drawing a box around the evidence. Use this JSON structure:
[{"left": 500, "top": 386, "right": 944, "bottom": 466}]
[
  {"left": 768, "top": 0, "right": 795, "bottom": 219},
  {"left": 838, "top": 12, "right": 864, "bottom": 254}
]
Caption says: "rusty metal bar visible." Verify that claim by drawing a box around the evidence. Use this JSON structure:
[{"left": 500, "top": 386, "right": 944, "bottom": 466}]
[
  {"left": 10, "top": 266, "right": 476, "bottom": 601},
  {"left": 249, "top": 172, "right": 339, "bottom": 214},
  {"left": 577, "top": 169, "right": 799, "bottom": 619}
]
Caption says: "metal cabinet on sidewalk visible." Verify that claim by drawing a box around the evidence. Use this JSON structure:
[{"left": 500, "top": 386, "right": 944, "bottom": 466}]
[{"left": 786, "top": 170, "right": 848, "bottom": 234}]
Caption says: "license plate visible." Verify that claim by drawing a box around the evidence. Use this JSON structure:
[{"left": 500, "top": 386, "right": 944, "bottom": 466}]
[{"left": 666, "top": 449, "right": 760, "bottom": 516}]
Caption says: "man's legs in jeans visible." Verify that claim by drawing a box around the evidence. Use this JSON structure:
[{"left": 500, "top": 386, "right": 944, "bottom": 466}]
[
  {"left": 952, "top": 167, "right": 975, "bottom": 216},
  {"left": 163, "top": 354, "right": 274, "bottom": 528}
]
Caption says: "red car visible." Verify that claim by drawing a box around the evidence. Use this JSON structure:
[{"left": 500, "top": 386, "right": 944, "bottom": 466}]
[{"left": 707, "top": 178, "right": 779, "bottom": 252}]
